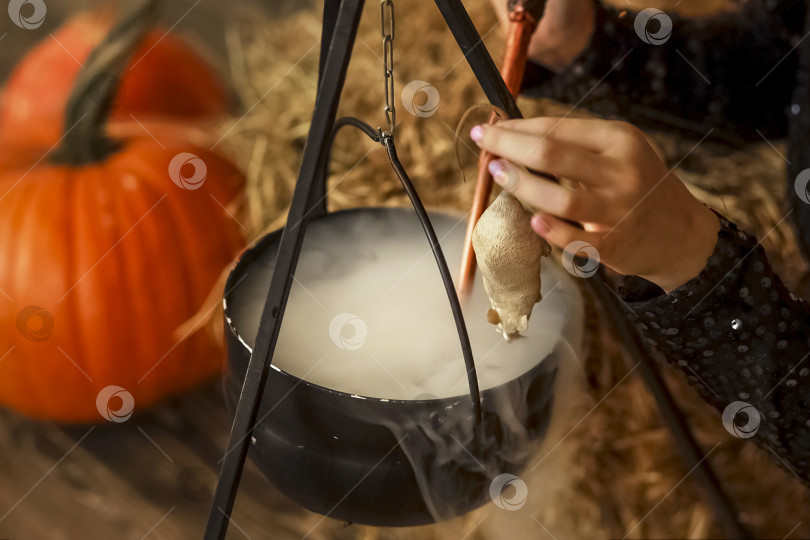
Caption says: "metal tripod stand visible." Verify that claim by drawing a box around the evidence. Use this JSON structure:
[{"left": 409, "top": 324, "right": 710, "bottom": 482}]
[{"left": 204, "top": 1, "right": 748, "bottom": 538}]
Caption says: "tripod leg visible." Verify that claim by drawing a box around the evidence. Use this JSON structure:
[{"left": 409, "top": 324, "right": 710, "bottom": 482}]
[
  {"left": 204, "top": 1, "right": 365, "bottom": 538},
  {"left": 309, "top": 0, "right": 343, "bottom": 218},
  {"left": 587, "top": 277, "right": 749, "bottom": 538},
  {"left": 433, "top": 0, "right": 521, "bottom": 119},
  {"left": 318, "top": 0, "right": 341, "bottom": 84},
  {"left": 432, "top": 0, "right": 748, "bottom": 537}
]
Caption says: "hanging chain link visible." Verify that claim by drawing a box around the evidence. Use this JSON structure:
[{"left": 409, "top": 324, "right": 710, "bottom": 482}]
[{"left": 380, "top": 0, "right": 395, "bottom": 137}]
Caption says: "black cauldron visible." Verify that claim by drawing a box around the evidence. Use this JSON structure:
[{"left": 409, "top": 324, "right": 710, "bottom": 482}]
[{"left": 223, "top": 208, "right": 567, "bottom": 526}]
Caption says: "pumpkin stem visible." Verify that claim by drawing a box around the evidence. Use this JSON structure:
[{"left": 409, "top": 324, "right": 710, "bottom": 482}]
[{"left": 51, "top": 0, "right": 162, "bottom": 165}]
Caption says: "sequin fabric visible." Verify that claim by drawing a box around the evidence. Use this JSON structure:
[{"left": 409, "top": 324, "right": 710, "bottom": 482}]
[
  {"left": 616, "top": 214, "right": 810, "bottom": 483},
  {"left": 521, "top": 0, "right": 810, "bottom": 255},
  {"left": 520, "top": 0, "right": 810, "bottom": 483}
]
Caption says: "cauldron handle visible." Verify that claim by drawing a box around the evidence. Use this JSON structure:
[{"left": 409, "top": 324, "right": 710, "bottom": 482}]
[
  {"left": 311, "top": 115, "right": 486, "bottom": 429},
  {"left": 382, "top": 135, "right": 483, "bottom": 427},
  {"left": 208, "top": 1, "right": 747, "bottom": 539},
  {"left": 309, "top": 116, "right": 380, "bottom": 218}
]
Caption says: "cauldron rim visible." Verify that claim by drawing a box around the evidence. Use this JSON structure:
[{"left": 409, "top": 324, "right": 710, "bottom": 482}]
[{"left": 223, "top": 205, "right": 554, "bottom": 405}]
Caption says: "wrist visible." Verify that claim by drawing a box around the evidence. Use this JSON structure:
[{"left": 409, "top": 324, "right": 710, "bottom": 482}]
[
  {"left": 529, "top": 5, "right": 595, "bottom": 72},
  {"left": 643, "top": 206, "right": 721, "bottom": 293}
]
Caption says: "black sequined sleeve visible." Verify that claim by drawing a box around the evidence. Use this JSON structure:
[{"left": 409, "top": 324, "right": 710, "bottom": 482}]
[
  {"left": 521, "top": 0, "right": 806, "bottom": 142},
  {"left": 617, "top": 213, "right": 810, "bottom": 483}
]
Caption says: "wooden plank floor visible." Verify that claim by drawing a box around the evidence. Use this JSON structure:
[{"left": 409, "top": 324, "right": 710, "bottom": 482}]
[
  {"left": 0, "top": 1, "right": 329, "bottom": 538},
  {"left": 0, "top": 381, "right": 368, "bottom": 540}
]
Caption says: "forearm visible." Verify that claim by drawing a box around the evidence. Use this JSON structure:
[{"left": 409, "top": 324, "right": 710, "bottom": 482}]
[
  {"left": 523, "top": 0, "right": 805, "bottom": 141},
  {"left": 618, "top": 213, "right": 810, "bottom": 483}
]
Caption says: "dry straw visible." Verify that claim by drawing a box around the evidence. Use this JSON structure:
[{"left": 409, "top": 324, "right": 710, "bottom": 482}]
[{"left": 212, "top": 0, "right": 810, "bottom": 537}]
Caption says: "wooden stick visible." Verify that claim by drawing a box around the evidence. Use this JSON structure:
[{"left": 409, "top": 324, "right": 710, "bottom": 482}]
[{"left": 457, "top": 11, "right": 537, "bottom": 299}]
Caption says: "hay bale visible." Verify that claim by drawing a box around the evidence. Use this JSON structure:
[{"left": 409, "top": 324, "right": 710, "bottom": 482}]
[{"left": 214, "top": 0, "right": 810, "bottom": 537}]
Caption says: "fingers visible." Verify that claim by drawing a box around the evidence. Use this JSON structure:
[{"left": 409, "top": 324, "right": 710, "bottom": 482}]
[
  {"left": 530, "top": 213, "right": 603, "bottom": 249},
  {"left": 471, "top": 124, "right": 614, "bottom": 186},
  {"left": 489, "top": 160, "right": 601, "bottom": 222},
  {"left": 487, "top": 117, "right": 630, "bottom": 154}
]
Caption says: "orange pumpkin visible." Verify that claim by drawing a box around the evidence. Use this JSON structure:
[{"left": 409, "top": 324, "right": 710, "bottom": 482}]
[
  {"left": 0, "top": 9, "right": 228, "bottom": 148},
  {"left": 0, "top": 1, "right": 245, "bottom": 422}
]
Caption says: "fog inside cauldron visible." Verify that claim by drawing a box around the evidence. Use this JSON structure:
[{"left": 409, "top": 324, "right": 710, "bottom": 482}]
[
  {"left": 229, "top": 210, "right": 580, "bottom": 399},
  {"left": 226, "top": 208, "right": 584, "bottom": 523}
]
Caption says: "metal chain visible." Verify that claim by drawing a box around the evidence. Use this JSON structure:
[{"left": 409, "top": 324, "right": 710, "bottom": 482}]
[{"left": 380, "top": 0, "right": 395, "bottom": 137}]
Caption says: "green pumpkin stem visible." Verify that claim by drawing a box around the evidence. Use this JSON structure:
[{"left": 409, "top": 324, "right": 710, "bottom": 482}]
[{"left": 51, "top": 0, "right": 161, "bottom": 165}]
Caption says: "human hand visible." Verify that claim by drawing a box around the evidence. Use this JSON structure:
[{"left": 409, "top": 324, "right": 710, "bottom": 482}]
[
  {"left": 490, "top": 0, "right": 595, "bottom": 71},
  {"left": 469, "top": 117, "right": 721, "bottom": 293}
]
